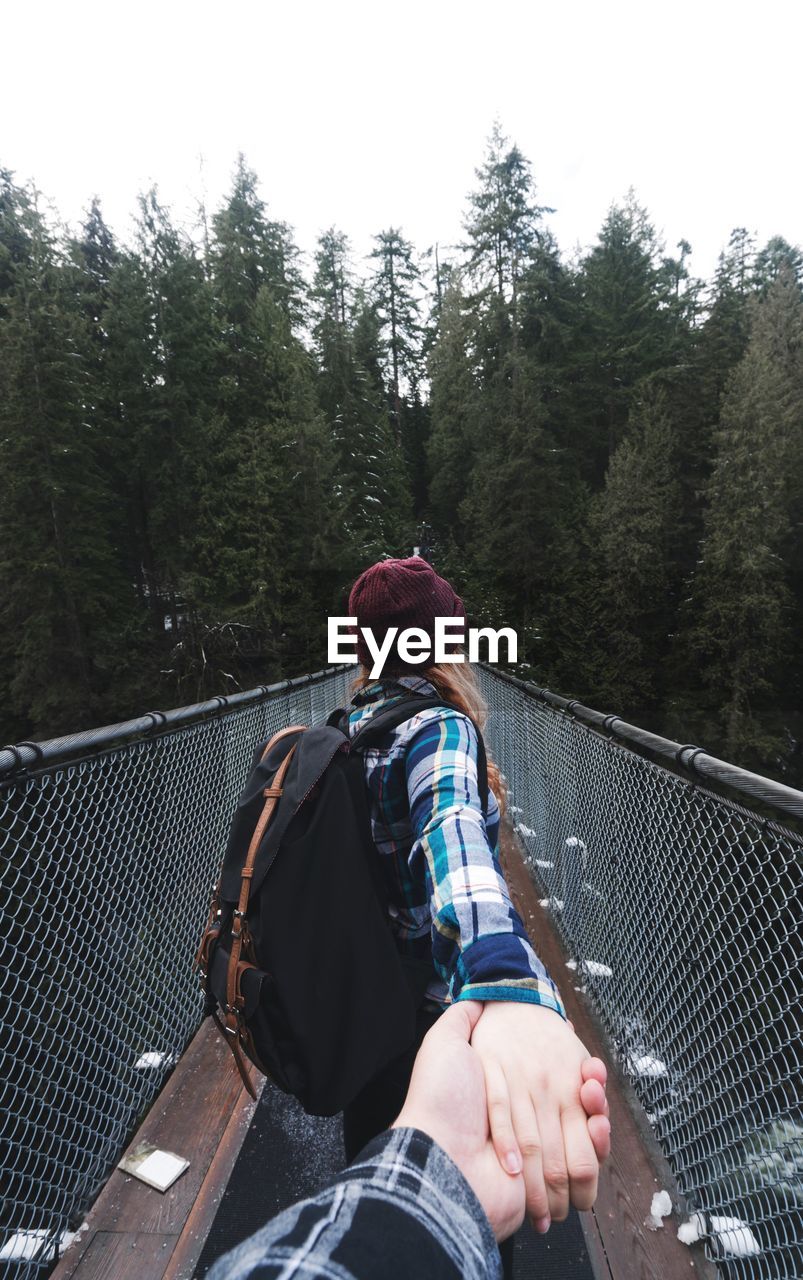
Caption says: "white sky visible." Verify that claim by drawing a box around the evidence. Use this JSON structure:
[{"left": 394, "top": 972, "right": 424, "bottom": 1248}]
[{"left": 3, "top": 0, "right": 800, "bottom": 284}]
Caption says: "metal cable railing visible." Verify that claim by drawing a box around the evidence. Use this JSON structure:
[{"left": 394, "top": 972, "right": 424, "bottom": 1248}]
[
  {"left": 0, "top": 668, "right": 351, "bottom": 1276},
  {"left": 477, "top": 666, "right": 803, "bottom": 1280},
  {"left": 1, "top": 664, "right": 801, "bottom": 1278}
]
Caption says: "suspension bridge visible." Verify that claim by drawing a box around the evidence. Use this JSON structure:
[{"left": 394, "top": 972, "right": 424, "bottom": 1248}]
[{"left": 1, "top": 666, "right": 800, "bottom": 1280}]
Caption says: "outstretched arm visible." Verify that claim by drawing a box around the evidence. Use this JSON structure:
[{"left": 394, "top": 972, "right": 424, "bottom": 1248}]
[{"left": 405, "top": 710, "right": 610, "bottom": 1227}]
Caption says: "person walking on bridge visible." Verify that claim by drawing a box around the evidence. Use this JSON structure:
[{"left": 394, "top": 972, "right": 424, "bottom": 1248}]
[{"left": 341, "top": 556, "right": 607, "bottom": 1260}]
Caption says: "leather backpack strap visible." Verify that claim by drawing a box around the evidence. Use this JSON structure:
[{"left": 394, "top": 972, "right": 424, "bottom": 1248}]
[{"left": 222, "top": 723, "right": 305, "bottom": 1095}]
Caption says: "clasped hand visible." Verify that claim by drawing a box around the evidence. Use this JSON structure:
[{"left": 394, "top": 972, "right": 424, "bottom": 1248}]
[
  {"left": 394, "top": 1000, "right": 610, "bottom": 1241},
  {"left": 470, "top": 1000, "right": 610, "bottom": 1231}
]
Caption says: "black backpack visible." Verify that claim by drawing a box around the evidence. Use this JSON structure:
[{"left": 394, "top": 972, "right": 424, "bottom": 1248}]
[{"left": 195, "top": 694, "right": 488, "bottom": 1116}]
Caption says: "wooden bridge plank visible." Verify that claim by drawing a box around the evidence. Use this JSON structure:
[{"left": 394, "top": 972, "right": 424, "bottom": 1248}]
[
  {"left": 500, "top": 825, "right": 718, "bottom": 1280},
  {"left": 52, "top": 1021, "right": 262, "bottom": 1280},
  {"left": 62, "top": 1232, "right": 178, "bottom": 1280}
]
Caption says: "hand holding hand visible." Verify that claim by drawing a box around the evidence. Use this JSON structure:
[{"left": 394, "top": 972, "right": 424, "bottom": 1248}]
[
  {"left": 393, "top": 1001, "right": 526, "bottom": 1241},
  {"left": 469, "top": 1001, "right": 609, "bottom": 1232}
]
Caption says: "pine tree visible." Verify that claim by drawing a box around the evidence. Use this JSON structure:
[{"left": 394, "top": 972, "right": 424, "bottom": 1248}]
[
  {"left": 209, "top": 154, "right": 304, "bottom": 331},
  {"left": 686, "top": 267, "right": 803, "bottom": 770},
  {"left": 574, "top": 392, "right": 683, "bottom": 720},
  {"left": 369, "top": 228, "right": 422, "bottom": 424},
  {"left": 753, "top": 236, "right": 803, "bottom": 294},
  {"left": 311, "top": 229, "right": 412, "bottom": 578},
  {"left": 697, "top": 228, "right": 756, "bottom": 410},
  {"left": 573, "top": 194, "right": 677, "bottom": 485},
  {"left": 133, "top": 189, "right": 219, "bottom": 635},
  {"left": 426, "top": 276, "right": 480, "bottom": 542},
  {"left": 369, "top": 227, "right": 428, "bottom": 508},
  {"left": 461, "top": 346, "right": 571, "bottom": 659},
  {"left": 0, "top": 175, "right": 138, "bottom": 737},
  {"left": 67, "top": 199, "right": 162, "bottom": 714},
  {"left": 462, "top": 121, "right": 550, "bottom": 309},
  {"left": 177, "top": 167, "right": 342, "bottom": 691}
]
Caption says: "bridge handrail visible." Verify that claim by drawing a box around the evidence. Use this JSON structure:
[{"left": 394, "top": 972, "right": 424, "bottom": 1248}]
[
  {"left": 482, "top": 666, "right": 803, "bottom": 823},
  {"left": 0, "top": 666, "right": 349, "bottom": 782},
  {"left": 6, "top": 662, "right": 801, "bottom": 822}
]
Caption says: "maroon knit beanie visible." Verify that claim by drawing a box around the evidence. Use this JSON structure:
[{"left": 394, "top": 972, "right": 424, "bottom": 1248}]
[{"left": 348, "top": 556, "right": 465, "bottom": 674}]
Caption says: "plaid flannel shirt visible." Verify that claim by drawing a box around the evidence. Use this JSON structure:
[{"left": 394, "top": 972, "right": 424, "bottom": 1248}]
[
  {"left": 206, "top": 1127, "right": 501, "bottom": 1280},
  {"left": 348, "top": 675, "right": 565, "bottom": 1016}
]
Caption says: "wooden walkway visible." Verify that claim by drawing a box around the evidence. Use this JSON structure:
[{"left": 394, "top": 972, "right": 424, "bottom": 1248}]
[
  {"left": 500, "top": 827, "right": 718, "bottom": 1280},
  {"left": 52, "top": 1027, "right": 264, "bottom": 1280},
  {"left": 52, "top": 830, "right": 718, "bottom": 1280}
]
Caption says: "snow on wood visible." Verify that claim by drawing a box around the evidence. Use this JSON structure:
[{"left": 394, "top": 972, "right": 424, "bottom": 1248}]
[{"left": 644, "top": 1189, "right": 673, "bottom": 1229}]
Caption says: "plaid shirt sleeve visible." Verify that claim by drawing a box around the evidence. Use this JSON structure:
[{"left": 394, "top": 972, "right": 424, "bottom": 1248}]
[
  {"left": 205, "top": 1128, "right": 501, "bottom": 1280},
  {"left": 405, "top": 711, "right": 566, "bottom": 1016}
]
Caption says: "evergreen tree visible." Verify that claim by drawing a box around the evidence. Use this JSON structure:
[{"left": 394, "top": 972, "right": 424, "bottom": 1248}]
[
  {"left": 210, "top": 153, "right": 304, "bottom": 330},
  {"left": 450, "top": 126, "right": 587, "bottom": 664},
  {"left": 753, "top": 236, "right": 803, "bottom": 294},
  {"left": 462, "top": 121, "right": 550, "bottom": 309},
  {"left": 697, "top": 228, "right": 756, "bottom": 409},
  {"left": 133, "top": 189, "right": 219, "bottom": 634},
  {"left": 461, "top": 345, "right": 572, "bottom": 660},
  {"left": 369, "top": 227, "right": 428, "bottom": 507},
  {"left": 573, "top": 194, "right": 678, "bottom": 485},
  {"left": 570, "top": 392, "right": 683, "bottom": 720},
  {"left": 426, "top": 276, "right": 480, "bottom": 542},
  {"left": 369, "top": 228, "right": 422, "bottom": 421},
  {"left": 0, "top": 175, "right": 137, "bottom": 737},
  {"left": 178, "top": 171, "right": 341, "bottom": 691},
  {"left": 67, "top": 199, "right": 163, "bottom": 714},
  {"left": 685, "top": 267, "right": 803, "bottom": 771},
  {"left": 311, "top": 229, "right": 412, "bottom": 578}
]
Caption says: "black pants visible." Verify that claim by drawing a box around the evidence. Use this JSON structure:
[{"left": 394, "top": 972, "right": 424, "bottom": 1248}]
[
  {"left": 343, "top": 1002, "right": 443, "bottom": 1162},
  {"left": 343, "top": 1002, "right": 515, "bottom": 1278}
]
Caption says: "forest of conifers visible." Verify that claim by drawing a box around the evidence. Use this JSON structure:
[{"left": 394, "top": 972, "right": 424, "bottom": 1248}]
[{"left": 1, "top": 126, "right": 801, "bottom": 785}]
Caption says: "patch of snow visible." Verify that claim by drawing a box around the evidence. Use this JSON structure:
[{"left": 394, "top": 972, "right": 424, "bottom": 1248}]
[
  {"left": 566, "top": 959, "right": 613, "bottom": 977},
  {"left": 515, "top": 823, "right": 536, "bottom": 837},
  {"left": 534, "top": 859, "right": 554, "bottom": 869},
  {"left": 678, "top": 1214, "right": 761, "bottom": 1259},
  {"left": 0, "top": 1230, "right": 76, "bottom": 1263},
  {"left": 626, "top": 1053, "right": 668, "bottom": 1078},
  {"left": 644, "top": 1189, "right": 673, "bottom": 1229},
  {"left": 678, "top": 1219, "right": 702, "bottom": 1245},
  {"left": 134, "top": 1051, "right": 177, "bottom": 1070},
  {"left": 710, "top": 1217, "right": 762, "bottom": 1259},
  {"left": 538, "top": 898, "right": 564, "bottom": 911},
  {"left": 565, "top": 836, "right": 587, "bottom": 849}
]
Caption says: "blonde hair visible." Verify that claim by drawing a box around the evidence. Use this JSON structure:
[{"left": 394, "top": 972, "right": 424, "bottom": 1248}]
[{"left": 350, "top": 659, "right": 507, "bottom": 816}]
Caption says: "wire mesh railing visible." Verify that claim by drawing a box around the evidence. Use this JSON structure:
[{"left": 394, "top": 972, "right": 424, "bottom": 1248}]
[
  {"left": 2, "top": 663, "right": 801, "bottom": 1279},
  {"left": 477, "top": 666, "right": 803, "bottom": 1280},
  {"left": 0, "top": 668, "right": 351, "bottom": 1277}
]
